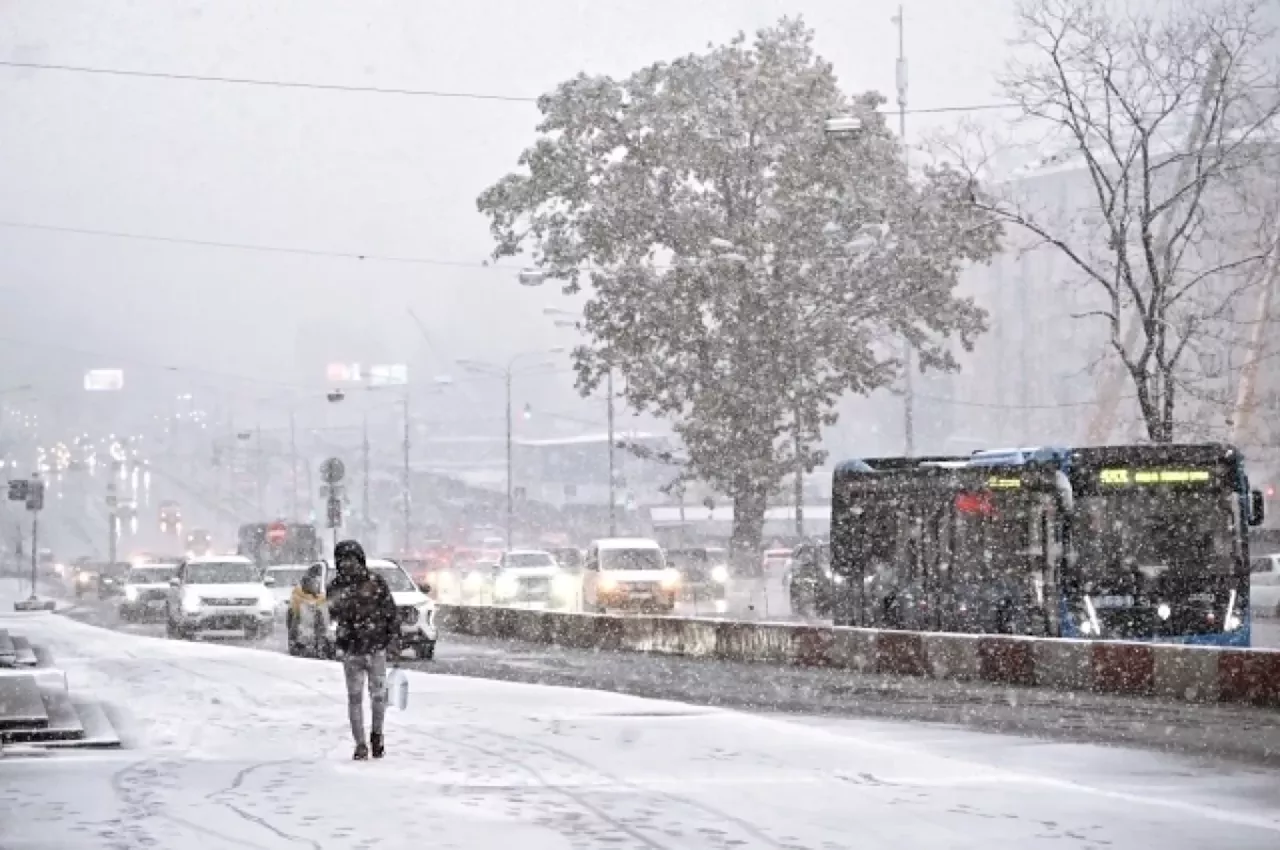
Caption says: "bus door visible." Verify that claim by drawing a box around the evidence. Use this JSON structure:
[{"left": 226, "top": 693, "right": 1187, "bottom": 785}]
[{"left": 948, "top": 486, "right": 1056, "bottom": 635}]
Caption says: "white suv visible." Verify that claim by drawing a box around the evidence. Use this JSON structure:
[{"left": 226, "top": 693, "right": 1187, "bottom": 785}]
[
  {"left": 494, "top": 549, "right": 578, "bottom": 608},
  {"left": 367, "top": 559, "right": 438, "bottom": 660},
  {"left": 166, "top": 556, "right": 276, "bottom": 640}
]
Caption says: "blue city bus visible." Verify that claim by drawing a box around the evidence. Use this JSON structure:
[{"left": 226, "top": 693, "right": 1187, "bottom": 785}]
[{"left": 829, "top": 443, "right": 1264, "bottom": 646}]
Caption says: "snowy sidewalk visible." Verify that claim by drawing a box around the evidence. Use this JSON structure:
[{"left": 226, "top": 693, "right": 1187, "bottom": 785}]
[{"left": 2, "top": 605, "right": 1280, "bottom": 849}]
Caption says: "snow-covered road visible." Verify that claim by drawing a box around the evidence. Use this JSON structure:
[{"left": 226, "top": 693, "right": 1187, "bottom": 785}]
[{"left": 4, "top": 607, "right": 1280, "bottom": 848}]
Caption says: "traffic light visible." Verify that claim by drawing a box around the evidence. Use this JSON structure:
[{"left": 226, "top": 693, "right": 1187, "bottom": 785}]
[
  {"left": 7, "top": 480, "right": 29, "bottom": 501},
  {"left": 24, "top": 481, "right": 43, "bottom": 512}
]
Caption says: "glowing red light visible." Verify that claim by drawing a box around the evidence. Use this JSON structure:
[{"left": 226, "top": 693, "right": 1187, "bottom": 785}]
[{"left": 955, "top": 492, "right": 995, "bottom": 516}]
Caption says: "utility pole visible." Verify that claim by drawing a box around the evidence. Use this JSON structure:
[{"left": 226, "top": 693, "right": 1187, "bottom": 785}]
[
  {"left": 255, "top": 419, "right": 265, "bottom": 516},
  {"left": 401, "top": 393, "right": 411, "bottom": 554},
  {"left": 892, "top": 5, "right": 914, "bottom": 455},
  {"left": 107, "top": 461, "right": 119, "bottom": 564},
  {"left": 289, "top": 410, "right": 299, "bottom": 522},
  {"left": 606, "top": 367, "right": 617, "bottom": 536},
  {"left": 362, "top": 413, "right": 371, "bottom": 537},
  {"left": 505, "top": 369, "right": 514, "bottom": 550}
]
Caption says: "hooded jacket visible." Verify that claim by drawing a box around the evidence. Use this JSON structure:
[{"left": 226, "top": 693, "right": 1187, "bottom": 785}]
[{"left": 326, "top": 542, "right": 399, "bottom": 655}]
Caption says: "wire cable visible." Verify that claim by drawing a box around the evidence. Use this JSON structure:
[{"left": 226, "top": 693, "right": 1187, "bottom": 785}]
[
  {"left": 0, "top": 219, "right": 514, "bottom": 270},
  {"left": 0, "top": 59, "right": 1020, "bottom": 116}
]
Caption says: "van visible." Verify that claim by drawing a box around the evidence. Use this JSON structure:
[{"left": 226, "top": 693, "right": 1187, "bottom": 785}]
[{"left": 583, "top": 538, "right": 678, "bottom": 613}]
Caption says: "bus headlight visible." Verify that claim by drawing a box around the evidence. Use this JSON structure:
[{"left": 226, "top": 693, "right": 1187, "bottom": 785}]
[
  {"left": 660, "top": 569, "right": 680, "bottom": 589},
  {"left": 1224, "top": 589, "right": 1242, "bottom": 631},
  {"left": 710, "top": 565, "right": 729, "bottom": 583}
]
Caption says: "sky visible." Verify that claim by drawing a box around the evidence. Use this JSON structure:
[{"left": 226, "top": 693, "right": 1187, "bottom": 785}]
[{"left": 0, "top": 0, "right": 1016, "bottom": 436}]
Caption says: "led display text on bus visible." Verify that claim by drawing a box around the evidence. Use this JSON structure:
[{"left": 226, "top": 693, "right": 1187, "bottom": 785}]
[{"left": 1099, "top": 468, "right": 1212, "bottom": 485}]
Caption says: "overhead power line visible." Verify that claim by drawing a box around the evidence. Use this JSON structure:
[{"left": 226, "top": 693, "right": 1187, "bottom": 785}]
[
  {"left": 0, "top": 60, "right": 539, "bottom": 103},
  {"left": 0, "top": 219, "right": 514, "bottom": 270},
  {"left": 0, "top": 59, "right": 1020, "bottom": 116}
]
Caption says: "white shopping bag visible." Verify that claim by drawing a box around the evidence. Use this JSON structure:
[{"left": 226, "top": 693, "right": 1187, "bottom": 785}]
[{"left": 386, "top": 667, "right": 409, "bottom": 711}]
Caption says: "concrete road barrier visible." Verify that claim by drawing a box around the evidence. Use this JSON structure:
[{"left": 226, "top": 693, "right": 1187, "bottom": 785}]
[{"left": 437, "top": 604, "right": 1280, "bottom": 709}]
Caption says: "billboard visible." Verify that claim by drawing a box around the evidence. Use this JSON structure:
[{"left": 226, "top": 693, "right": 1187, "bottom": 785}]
[
  {"left": 84, "top": 369, "right": 124, "bottom": 391},
  {"left": 326, "top": 362, "right": 362, "bottom": 382},
  {"left": 369, "top": 364, "right": 408, "bottom": 386}
]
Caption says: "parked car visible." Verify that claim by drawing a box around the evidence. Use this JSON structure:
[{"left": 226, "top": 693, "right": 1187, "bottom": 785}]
[{"left": 165, "top": 556, "right": 276, "bottom": 640}]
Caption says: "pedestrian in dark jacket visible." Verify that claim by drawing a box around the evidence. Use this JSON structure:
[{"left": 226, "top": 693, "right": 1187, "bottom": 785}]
[{"left": 326, "top": 539, "right": 399, "bottom": 760}]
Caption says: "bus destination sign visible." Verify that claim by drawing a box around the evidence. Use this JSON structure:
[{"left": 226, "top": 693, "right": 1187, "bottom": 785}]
[{"left": 1099, "top": 468, "right": 1211, "bottom": 486}]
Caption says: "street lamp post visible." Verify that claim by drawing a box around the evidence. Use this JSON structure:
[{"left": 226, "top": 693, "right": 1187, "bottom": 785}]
[
  {"left": 458, "top": 350, "right": 563, "bottom": 550},
  {"left": 544, "top": 309, "right": 618, "bottom": 536}
]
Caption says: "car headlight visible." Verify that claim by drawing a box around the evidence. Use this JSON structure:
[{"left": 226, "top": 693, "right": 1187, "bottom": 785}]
[
  {"left": 124, "top": 585, "right": 139, "bottom": 601},
  {"left": 257, "top": 596, "right": 274, "bottom": 614},
  {"left": 495, "top": 574, "right": 518, "bottom": 596},
  {"left": 832, "top": 573, "right": 846, "bottom": 585},
  {"left": 77, "top": 573, "right": 91, "bottom": 585},
  {"left": 464, "top": 572, "right": 484, "bottom": 588},
  {"left": 182, "top": 594, "right": 201, "bottom": 614},
  {"left": 710, "top": 565, "right": 729, "bottom": 583},
  {"left": 553, "top": 572, "right": 577, "bottom": 593},
  {"left": 660, "top": 569, "right": 680, "bottom": 589}
]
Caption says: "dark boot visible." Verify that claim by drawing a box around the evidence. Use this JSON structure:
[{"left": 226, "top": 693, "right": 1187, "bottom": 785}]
[
  {"left": 370, "top": 733, "right": 384, "bottom": 759},
  {"left": 353, "top": 742, "right": 369, "bottom": 761}
]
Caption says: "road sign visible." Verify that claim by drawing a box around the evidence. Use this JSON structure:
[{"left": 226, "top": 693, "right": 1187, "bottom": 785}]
[
  {"left": 25, "top": 481, "right": 43, "bottom": 512},
  {"left": 266, "top": 521, "right": 288, "bottom": 545},
  {"left": 326, "top": 497, "right": 343, "bottom": 529},
  {"left": 7, "top": 480, "right": 29, "bottom": 501},
  {"left": 320, "top": 457, "right": 345, "bottom": 484}
]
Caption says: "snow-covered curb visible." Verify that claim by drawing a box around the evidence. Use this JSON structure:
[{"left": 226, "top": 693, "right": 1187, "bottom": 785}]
[{"left": 438, "top": 605, "right": 1280, "bottom": 709}]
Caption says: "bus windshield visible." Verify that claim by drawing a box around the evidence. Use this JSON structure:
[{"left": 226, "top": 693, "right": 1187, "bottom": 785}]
[{"left": 1075, "top": 489, "right": 1237, "bottom": 578}]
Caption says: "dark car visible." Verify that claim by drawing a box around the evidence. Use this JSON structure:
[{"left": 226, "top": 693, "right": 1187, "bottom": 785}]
[
  {"left": 96, "top": 561, "right": 133, "bottom": 599},
  {"left": 787, "top": 542, "right": 837, "bottom": 618},
  {"left": 666, "top": 547, "right": 730, "bottom": 602},
  {"left": 185, "top": 529, "right": 213, "bottom": 557}
]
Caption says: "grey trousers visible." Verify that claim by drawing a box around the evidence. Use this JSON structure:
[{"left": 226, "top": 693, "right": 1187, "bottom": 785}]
[{"left": 342, "top": 651, "right": 387, "bottom": 743}]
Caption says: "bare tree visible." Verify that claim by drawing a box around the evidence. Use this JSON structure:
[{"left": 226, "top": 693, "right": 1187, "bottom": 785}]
[{"left": 939, "top": 0, "right": 1280, "bottom": 443}]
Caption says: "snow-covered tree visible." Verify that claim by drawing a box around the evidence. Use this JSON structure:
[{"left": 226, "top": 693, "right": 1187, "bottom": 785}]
[
  {"left": 940, "top": 0, "right": 1280, "bottom": 443},
  {"left": 477, "top": 18, "right": 1000, "bottom": 563}
]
